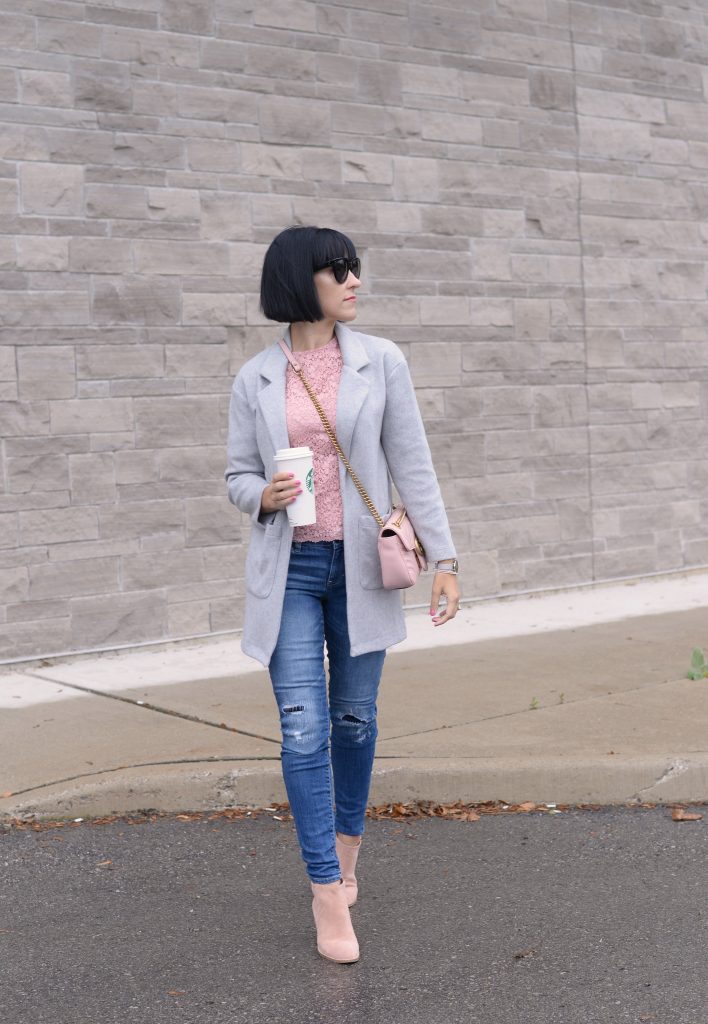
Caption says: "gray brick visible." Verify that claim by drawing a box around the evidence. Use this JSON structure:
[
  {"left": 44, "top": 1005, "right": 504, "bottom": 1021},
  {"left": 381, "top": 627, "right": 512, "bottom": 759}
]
[
  {"left": 530, "top": 68, "right": 575, "bottom": 111},
  {"left": 76, "top": 345, "right": 164, "bottom": 381},
  {"left": 102, "top": 25, "right": 199, "bottom": 67},
  {"left": 161, "top": 0, "right": 213, "bottom": 34},
  {"left": 37, "top": 17, "right": 99, "bottom": 55},
  {"left": 20, "top": 162, "right": 83, "bottom": 215},
  {"left": 164, "top": 343, "right": 230, "bottom": 376},
  {"left": 69, "top": 238, "right": 132, "bottom": 273},
  {"left": 253, "top": 0, "right": 316, "bottom": 33},
  {"left": 17, "top": 347, "right": 75, "bottom": 401},
  {"left": 134, "top": 396, "right": 222, "bottom": 447},
  {"left": 1, "top": 13, "right": 37, "bottom": 49},
  {"left": 260, "top": 95, "right": 330, "bottom": 145},
  {"left": 70, "top": 590, "right": 167, "bottom": 648},
  {"left": 20, "top": 69, "right": 72, "bottom": 107},
  {"left": 15, "top": 237, "right": 70, "bottom": 271},
  {"left": 147, "top": 187, "right": 201, "bottom": 223},
  {"left": 200, "top": 192, "right": 251, "bottom": 239},
  {"left": 50, "top": 398, "right": 133, "bottom": 436},
  {"left": 73, "top": 59, "right": 132, "bottom": 111},
  {"left": 29, "top": 556, "right": 119, "bottom": 600},
  {"left": 7, "top": 452, "right": 69, "bottom": 496},
  {"left": 177, "top": 85, "right": 258, "bottom": 124},
  {"left": 330, "top": 101, "right": 386, "bottom": 136},
  {"left": 185, "top": 496, "right": 241, "bottom": 546},
  {"left": 421, "top": 110, "right": 482, "bottom": 145},
  {"left": 92, "top": 276, "right": 181, "bottom": 324},
  {"left": 0, "top": 566, "right": 29, "bottom": 604},
  {"left": 133, "top": 242, "right": 227, "bottom": 275},
  {"left": 401, "top": 63, "right": 460, "bottom": 98},
  {"left": 69, "top": 452, "right": 117, "bottom": 504},
  {"left": 19, "top": 507, "right": 98, "bottom": 546},
  {"left": 168, "top": 597, "right": 212, "bottom": 636},
  {"left": 122, "top": 549, "right": 204, "bottom": 590},
  {"left": 0, "top": 401, "right": 50, "bottom": 438}
]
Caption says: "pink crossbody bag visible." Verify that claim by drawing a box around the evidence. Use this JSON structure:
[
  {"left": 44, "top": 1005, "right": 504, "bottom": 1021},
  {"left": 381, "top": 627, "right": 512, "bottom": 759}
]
[{"left": 278, "top": 339, "right": 427, "bottom": 589}]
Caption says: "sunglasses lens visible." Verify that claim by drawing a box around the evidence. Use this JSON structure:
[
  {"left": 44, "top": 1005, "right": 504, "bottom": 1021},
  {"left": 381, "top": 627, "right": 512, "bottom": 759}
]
[
  {"left": 322, "top": 257, "right": 360, "bottom": 283},
  {"left": 332, "top": 259, "right": 348, "bottom": 284}
]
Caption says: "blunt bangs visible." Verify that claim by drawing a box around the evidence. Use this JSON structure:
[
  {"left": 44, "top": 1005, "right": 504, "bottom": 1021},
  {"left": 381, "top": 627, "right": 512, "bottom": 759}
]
[{"left": 259, "top": 225, "right": 357, "bottom": 324}]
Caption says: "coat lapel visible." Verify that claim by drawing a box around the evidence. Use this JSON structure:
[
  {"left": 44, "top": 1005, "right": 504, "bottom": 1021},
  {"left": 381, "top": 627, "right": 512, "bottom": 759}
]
[
  {"left": 257, "top": 322, "right": 370, "bottom": 459},
  {"left": 256, "top": 332, "right": 290, "bottom": 456},
  {"left": 334, "top": 322, "right": 370, "bottom": 458}
]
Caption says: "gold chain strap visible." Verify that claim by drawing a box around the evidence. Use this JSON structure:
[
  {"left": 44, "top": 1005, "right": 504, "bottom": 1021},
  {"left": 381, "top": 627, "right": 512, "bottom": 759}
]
[{"left": 293, "top": 367, "right": 386, "bottom": 530}]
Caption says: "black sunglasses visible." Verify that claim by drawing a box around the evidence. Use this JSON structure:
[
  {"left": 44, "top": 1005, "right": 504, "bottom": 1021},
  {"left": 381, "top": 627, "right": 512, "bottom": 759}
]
[{"left": 315, "top": 256, "right": 361, "bottom": 284}]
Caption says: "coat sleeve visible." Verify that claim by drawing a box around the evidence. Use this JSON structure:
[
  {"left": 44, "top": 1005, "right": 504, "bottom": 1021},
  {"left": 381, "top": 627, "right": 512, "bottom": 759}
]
[
  {"left": 224, "top": 373, "right": 270, "bottom": 527},
  {"left": 380, "top": 357, "right": 457, "bottom": 565}
]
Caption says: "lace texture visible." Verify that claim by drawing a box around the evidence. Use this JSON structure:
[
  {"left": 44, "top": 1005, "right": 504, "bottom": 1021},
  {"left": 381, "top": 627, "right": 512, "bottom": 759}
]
[{"left": 285, "top": 335, "right": 344, "bottom": 541}]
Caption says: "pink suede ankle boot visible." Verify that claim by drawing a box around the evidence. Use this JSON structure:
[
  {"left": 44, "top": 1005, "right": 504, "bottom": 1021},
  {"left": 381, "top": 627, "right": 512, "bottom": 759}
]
[
  {"left": 335, "top": 834, "right": 362, "bottom": 907},
  {"left": 310, "top": 878, "right": 360, "bottom": 963}
]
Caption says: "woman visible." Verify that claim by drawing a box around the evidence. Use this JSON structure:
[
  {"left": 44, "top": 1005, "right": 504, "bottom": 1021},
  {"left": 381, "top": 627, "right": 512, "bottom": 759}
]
[{"left": 224, "top": 226, "right": 460, "bottom": 964}]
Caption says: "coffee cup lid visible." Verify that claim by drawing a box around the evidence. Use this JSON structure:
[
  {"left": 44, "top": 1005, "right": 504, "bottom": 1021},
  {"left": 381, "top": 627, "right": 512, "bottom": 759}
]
[{"left": 274, "top": 447, "right": 313, "bottom": 459}]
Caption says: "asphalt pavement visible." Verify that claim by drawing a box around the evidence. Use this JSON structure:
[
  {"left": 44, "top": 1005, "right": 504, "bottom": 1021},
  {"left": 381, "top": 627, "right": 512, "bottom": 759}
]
[{"left": 1, "top": 807, "right": 706, "bottom": 1024}]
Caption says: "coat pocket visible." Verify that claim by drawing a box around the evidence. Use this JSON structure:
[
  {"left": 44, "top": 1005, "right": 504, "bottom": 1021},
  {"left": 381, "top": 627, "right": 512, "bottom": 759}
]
[
  {"left": 245, "top": 517, "right": 282, "bottom": 599},
  {"left": 358, "top": 514, "right": 384, "bottom": 591}
]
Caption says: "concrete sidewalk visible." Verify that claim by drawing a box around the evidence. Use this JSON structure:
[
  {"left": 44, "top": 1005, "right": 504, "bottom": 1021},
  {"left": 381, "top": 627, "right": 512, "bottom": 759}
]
[{"left": 2, "top": 572, "right": 707, "bottom": 820}]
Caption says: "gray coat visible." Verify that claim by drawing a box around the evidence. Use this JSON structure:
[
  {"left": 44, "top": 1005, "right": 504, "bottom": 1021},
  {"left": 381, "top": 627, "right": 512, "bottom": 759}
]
[{"left": 224, "top": 321, "right": 456, "bottom": 667}]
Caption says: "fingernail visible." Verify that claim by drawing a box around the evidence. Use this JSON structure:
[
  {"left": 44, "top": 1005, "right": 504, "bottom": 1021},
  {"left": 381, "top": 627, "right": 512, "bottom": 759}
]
[{"left": 296, "top": 489, "right": 302, "bottom": 494}]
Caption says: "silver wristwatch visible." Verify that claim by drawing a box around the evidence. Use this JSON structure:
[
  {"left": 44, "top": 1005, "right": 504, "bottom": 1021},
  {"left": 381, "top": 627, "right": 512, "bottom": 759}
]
[{"left": 434, "top": 559, "right": 459, "bottom": 574}]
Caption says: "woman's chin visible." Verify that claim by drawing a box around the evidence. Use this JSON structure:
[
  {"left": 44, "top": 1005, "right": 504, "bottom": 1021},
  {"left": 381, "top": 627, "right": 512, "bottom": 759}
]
[{"left": 340, "top": 304, "right": 358, "bottom": 322}]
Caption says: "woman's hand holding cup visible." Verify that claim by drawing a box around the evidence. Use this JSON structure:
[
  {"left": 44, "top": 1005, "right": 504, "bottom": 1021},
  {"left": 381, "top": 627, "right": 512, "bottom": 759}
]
[{"left": 261, "top": 471, "right": 301, "bottom": 514}]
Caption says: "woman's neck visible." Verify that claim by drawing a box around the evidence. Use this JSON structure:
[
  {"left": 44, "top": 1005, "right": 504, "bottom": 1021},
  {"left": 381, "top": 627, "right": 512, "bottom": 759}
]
[{"left": 290, "top": 319, "right": 336, "bottom": 352}]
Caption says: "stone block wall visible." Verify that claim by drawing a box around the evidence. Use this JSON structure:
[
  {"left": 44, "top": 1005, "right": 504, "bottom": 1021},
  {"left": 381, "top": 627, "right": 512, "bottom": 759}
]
[{"left": 1, "top": 1, "right": 707, "bottom": 660}]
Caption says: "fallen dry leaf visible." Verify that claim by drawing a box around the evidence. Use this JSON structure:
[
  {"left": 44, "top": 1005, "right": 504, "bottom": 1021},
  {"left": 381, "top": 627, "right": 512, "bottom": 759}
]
[
  {"left": 671, "top": 807, "right": 703, "bottom": 822},
  {"left": 167, "top": 990, "right": 186, "bottom": 997},
  {"left": 1, "top": 791, "right": 13, "bottom": 798},
  {"left": 514, "top": 948, "right": 537, "bottom": 960},
  {"left": 97, "top": 860, "right": 112, "bottom": 867}
]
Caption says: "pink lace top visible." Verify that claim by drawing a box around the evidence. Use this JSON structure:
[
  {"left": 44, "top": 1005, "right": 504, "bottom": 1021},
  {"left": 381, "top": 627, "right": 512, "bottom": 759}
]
[{"left": 285, "top": 335, "right": 344, "bottom": 541}]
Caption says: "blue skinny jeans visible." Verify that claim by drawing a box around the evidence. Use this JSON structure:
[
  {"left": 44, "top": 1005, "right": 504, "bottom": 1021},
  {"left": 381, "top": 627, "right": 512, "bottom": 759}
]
[{"left": 268, "top": 540, "right": 386, "bottom": 884}]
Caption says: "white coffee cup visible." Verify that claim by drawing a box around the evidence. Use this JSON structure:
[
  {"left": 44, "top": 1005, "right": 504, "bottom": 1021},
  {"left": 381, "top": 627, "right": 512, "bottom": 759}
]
[{"left": 273, "top": 446, "right": 316, "bottom": 526}]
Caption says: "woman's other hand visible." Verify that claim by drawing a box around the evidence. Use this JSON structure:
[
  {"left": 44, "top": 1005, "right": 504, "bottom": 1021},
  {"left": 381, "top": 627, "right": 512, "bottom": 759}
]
[
  {"left": 260, "top": 471, "right": 302, "bottom": 514},
  {"left": 430, "top": 571, "right": 460, "bottom": 626}
]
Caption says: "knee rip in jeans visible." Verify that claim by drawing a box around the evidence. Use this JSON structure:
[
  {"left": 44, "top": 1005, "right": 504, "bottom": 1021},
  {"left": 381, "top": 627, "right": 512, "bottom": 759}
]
[
  {"left": 332, "top": 707, "right": 377, "bottom": 743},
  {"left": 279, "top": 703, "right": 328, "bottom": 756}
]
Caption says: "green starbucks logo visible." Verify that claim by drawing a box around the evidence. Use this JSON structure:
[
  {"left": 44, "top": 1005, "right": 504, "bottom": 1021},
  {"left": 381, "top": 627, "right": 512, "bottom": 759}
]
[{"left": 306, "top": 467, "right": 314, "bottom": 494}]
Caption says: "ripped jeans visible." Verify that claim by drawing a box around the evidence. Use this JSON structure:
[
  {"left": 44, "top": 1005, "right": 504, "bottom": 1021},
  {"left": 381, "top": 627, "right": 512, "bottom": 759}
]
[{"left": 268, "top": 540, "right": 386, "bottom": 884}]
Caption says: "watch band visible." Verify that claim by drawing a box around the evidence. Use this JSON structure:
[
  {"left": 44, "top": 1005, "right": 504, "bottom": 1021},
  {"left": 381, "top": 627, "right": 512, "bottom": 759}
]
[{"left": 435, "top": 558, "right": 459, "bottom": 574}]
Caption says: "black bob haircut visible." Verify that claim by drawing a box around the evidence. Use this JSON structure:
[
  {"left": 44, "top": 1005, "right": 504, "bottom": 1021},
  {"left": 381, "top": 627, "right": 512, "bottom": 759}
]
[{"left": 260, "top": 225, "right": 357, "bottom": 324}]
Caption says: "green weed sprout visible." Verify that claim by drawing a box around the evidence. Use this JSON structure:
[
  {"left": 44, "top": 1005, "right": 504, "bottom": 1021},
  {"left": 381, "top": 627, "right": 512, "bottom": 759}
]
[{"left": 687, "top": 647, "right": 708, "bottom": 680}]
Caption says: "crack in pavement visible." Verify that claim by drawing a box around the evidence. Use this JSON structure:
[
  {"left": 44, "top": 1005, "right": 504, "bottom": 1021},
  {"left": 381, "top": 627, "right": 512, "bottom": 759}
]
[
  {"left": 2, "top": 753, "right": 511, "bottom": 801},
  {"left": 2, "top": 756, "right": 283, "bottom": 798},
  {"left": 632, "top": 758, "right": 692, "bottom": 802},
  {"left": 23, "top": 671, "right": 281, "bottom": 747},
  {"left": 377, "top": 675, "right": 690, "bottom": 743}
]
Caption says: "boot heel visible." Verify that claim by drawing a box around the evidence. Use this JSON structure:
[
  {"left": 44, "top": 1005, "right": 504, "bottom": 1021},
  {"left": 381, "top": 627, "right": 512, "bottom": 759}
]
[{"left": 310, "top": 878, "right": 360, "bottom": 963}]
